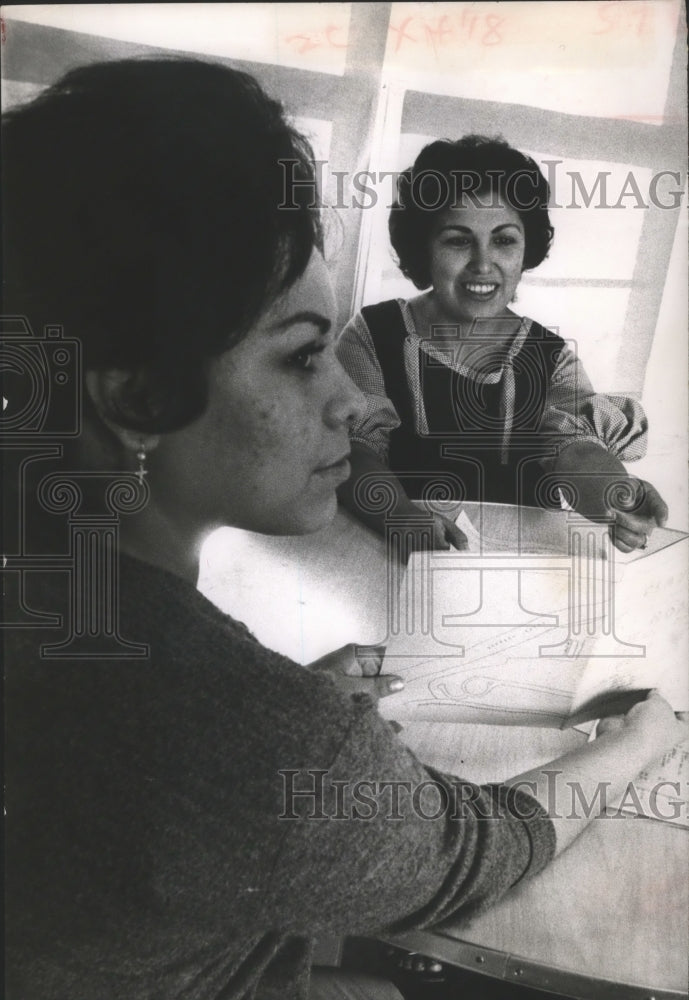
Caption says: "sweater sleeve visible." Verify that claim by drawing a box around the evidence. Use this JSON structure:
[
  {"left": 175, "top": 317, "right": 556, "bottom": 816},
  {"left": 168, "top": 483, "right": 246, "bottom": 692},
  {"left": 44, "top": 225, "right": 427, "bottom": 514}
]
[
  {"left": 87, "top": 565, "right": 554, "bottom": 942},
  {"left": 5, "top": 561, "right": 555, "bottom": 999},
  {"left": 262, "top": 686, "right": 555, "bottom": 937}
]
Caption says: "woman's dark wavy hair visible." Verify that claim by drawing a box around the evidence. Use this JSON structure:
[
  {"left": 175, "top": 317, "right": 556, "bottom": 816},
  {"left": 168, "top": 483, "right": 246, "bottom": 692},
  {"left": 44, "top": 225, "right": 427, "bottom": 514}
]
[
  {"left": 389, "top": 135, "right": 554, "bottom": 289},
  {"left": 2, "top": 57, "right": 322, "bottom": 432}
]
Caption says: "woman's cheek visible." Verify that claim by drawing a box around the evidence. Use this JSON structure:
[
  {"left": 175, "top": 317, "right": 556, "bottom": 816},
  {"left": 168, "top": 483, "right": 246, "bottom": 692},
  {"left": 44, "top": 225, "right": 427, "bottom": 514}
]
[{"left": 256, "top": 397, "right": 312, "bottom": 467}]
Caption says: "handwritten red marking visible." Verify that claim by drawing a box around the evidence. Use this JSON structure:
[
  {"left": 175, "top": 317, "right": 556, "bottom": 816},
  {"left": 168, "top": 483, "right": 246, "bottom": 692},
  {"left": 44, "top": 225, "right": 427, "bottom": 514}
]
[
  {"left": 423, "top": 14, "right": 453, "bottom": 55},
  {"left": 458, "top": 9, "right": 478, "bottom": 42},
  {"left": 325, "top": 24, "right": 347, "bottom": 49},
  {"left": 388, "top": 12, "right": 507, "bottom": 52},
  {"left": 284, "top": 33, "right": 322, "bottom": 54},
  {"left": 594, "top": 1, "right": 652, "bottom": 37},
  {"left": 630, "top": 4, "right": 651, "bottom": 37},
  {"left": 283, "top": 26, "right": 348, "bottom": 54},
  {"left": 482, "top": 14, "right": 505, "bottom": 46},
  {"left": 389, "top": 17, "right": 417, "bottom": 52}
]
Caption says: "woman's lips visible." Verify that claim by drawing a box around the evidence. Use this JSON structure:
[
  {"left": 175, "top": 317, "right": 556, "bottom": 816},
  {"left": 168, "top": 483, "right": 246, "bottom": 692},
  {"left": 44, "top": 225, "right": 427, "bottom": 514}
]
[
  {"left": 462, "top": 282, "right": 499, "bottom": 299},
  {"left": 314, "top": 455, "right": 351, "bottom": 483}
]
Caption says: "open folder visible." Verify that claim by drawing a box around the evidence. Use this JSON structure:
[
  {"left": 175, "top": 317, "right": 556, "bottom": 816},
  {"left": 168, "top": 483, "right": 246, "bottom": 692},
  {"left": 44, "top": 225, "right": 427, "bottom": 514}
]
[{"left": 378, "top": 506, "right": 688, "bottom": 729}]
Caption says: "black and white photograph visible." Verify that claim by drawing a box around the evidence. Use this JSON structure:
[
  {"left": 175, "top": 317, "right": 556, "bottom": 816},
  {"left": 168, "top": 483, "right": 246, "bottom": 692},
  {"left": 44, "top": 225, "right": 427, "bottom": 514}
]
[{"left": 2, "top": 4, "right": 688, "bottom": 998}]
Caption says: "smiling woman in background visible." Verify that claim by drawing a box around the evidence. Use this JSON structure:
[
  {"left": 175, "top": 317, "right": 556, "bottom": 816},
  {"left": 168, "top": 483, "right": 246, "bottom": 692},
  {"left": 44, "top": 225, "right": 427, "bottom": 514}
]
[
  {"left": 4, "top": 62, "right": 685, "bottom": 1000},
  {"left": 337, "top": 136, "right": 668, "bottom": 552}
]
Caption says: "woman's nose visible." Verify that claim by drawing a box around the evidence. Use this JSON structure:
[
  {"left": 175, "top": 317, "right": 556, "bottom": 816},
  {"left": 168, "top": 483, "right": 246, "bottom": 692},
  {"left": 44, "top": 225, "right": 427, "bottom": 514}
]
[
  {"left": 325, "top": 361, "right": 366, "bottom": 429},
  {"left": 468, "top": 242, "right": 492, "bottom": 274}
]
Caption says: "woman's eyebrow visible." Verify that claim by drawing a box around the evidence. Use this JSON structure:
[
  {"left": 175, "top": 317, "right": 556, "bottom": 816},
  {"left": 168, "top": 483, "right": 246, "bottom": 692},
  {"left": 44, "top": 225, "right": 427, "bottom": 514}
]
[
  {"left": 271, "top": 311, "right": 331, "bottom": 335},
  {"left": 438, "top": 223, "right": 523, "bottom": 234}
]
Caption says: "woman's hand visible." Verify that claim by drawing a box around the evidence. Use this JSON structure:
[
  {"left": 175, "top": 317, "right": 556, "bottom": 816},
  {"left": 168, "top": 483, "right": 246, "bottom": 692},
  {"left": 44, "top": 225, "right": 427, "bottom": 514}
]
[
  {"left": 511, "top": 690, "right": 687, "bottom": 856},
  {"left": 573, "top": 476, "right": 668, "bottom": 553},
  {"left": 388, "top": 511, "right": 468, "bottom": 559},
  {"left": 551, "top": 444, "right": 669, "bottom": 553},
  {"left": 429, "top": 512, "right": 469, "bottom": 552},
  {"left": 338, "top": 442, "right": 469, "bottom": 555},
  {"left": 596, "top": 691, "right": 687, "bottom": 759},
  {"left": 405, "top": 512, "right": 468, "bottom": 553},
  {"left": 307, "top": 644, "right": 404, "bottom": 700},
  {"left": 609, "top": 478, "right": 668, "bottom": 553}
]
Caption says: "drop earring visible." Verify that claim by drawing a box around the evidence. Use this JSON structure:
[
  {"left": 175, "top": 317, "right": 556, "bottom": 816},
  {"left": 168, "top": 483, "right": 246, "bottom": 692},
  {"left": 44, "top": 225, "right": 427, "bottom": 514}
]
[{"left": 136, "top": 443, "right": 148, "bottom": 485}]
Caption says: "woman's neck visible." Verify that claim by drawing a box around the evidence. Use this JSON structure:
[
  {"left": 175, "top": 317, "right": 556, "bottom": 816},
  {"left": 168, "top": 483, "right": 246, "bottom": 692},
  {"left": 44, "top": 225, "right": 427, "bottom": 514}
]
[
  {"left": 409, "top": 292, "right": 522, "bottom": 366},
  {"left": 118, "top": 500, "right": 208, "bottom": 587},
  {"left": 70, "top": 418, "right": 210, "bottom": 587}
]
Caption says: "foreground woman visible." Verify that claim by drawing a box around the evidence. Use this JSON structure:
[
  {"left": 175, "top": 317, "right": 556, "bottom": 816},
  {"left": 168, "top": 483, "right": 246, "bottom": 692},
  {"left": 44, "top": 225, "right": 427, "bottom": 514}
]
[
  {"left": 4, "top": 60, "right": 684, "bottom": 1000},
  {"left": 337, "top": 136, "right": 667, "bottom": 552}
]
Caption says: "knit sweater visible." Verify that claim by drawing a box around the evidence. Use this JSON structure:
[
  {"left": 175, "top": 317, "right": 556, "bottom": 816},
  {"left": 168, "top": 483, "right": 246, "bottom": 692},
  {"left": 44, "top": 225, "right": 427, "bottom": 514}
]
[{"left": 6, "top": 553, "right": 555, "bottom": 999}]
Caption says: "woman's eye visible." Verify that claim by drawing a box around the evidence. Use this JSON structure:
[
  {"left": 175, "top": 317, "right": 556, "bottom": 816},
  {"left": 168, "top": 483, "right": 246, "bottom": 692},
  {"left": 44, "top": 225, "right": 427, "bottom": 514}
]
[
  {"left": 288, "top": 343, "right": 326, "bottom": 372},
  {"left": 493, "top": 236, "right": 516, "bottom": 246}
]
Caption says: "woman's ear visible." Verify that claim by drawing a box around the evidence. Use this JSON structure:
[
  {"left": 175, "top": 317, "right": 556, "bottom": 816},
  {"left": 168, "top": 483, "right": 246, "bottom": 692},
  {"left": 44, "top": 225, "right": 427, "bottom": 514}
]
[{"left": 85, "top": 370, "right": 160, "bottom": 454}]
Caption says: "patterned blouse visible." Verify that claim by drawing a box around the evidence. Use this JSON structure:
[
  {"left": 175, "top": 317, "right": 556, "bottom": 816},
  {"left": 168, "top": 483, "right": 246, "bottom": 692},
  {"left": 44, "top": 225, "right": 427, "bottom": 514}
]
[{"left": 336, "top": 298, "right": 648, "bottom": 471}]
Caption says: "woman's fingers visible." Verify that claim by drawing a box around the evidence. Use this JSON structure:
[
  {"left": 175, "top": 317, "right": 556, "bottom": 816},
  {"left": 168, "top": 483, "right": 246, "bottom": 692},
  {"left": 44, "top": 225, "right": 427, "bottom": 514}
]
[
  {"left": 374, "top": 674, "right": 404, "bottom": 698},
  {"left": 612, "top": 480, "right": 668, "bottom": 528},
  {"left": 443, "top": 518, "right": 469, "bottom": 551},
  {"left": 610, "top": 522, "right": 644, "bottom": 552},
  {"left": 610, "top": 506, "right": 661, "bottom": 551},
  {"left": 430, "top": 517, "right": 452, "bottom": 551},
  {"left": 633, "top": 480, "right": 669, "bottom": 527},
  {"left": 360, "top": 641, "right": 404, "bottom": 700},
  {"left": 356, "top": 645, "right": 386, "bottom": 676},
  {"left": 615, "top": 508, "right": 653, "bottom": 535},
  {"left": 311, "top": 643, "right": 380, "bottom": 677},
  {"left": 307, "top": 644, "right": 402, "bottom": 700},
  {"left": 433, "top": 513, "right": 468, "bottom": 552},
  {"left": 308, "top": 643, "right": 358, "bottom": 676},
  {"left": 595, "top": 715, "right": 626, "bottom": 737},
  {"left": 406, "top": 514, "right": 468, "bottom": 553},
  {"left": 337, "top": 674, "right": 404, "bottom": 699}
]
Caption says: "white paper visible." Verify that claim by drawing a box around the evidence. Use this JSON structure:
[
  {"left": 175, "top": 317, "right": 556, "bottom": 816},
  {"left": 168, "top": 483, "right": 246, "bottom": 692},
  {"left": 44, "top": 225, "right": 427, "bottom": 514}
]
[{"left": 380, "top": 508, "right": 688, "bottom": 725}]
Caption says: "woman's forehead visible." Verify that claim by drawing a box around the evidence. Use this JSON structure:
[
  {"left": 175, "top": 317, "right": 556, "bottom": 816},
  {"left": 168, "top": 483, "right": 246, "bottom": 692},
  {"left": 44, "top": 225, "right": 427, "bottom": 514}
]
[
  {"left": 256, "top": 251, "right": 336, "bottom": 333},
  {"left": 433, "top": 199, "right": 524, "bottom": 232}
]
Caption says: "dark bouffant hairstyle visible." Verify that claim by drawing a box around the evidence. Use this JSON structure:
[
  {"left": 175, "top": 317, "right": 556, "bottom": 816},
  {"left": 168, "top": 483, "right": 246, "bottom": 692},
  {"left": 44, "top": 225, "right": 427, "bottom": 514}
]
[
  {"left": 2, "top": 58, "right": 322, "bottom": 432},
  {"left": 389, "top": 135, "right": 554, "bottom": 289}
]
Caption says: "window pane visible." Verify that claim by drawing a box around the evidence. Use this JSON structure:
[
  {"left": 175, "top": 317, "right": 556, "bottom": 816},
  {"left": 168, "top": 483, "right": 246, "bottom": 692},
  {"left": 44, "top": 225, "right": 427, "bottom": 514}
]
[
  {"left": 527, "top": 154, "right": 652, "bottom": 282},
  {"left": 516, "top": 285, "right": 632, "bottom": 391}
]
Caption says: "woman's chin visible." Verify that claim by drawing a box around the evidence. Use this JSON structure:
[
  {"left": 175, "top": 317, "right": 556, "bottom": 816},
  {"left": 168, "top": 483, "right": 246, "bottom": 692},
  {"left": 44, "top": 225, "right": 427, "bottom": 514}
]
[
  {"left": 290, "top": 492, "right": 339, "bottom": 535},
  {"left": 250, "top": 492, "right": 339, "bottom": 538}
]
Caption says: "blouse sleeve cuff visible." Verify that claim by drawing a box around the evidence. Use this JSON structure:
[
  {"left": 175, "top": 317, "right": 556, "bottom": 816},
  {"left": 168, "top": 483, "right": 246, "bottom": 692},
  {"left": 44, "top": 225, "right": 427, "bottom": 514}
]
[
  {"left": 539, "top": 435, "right": 607, "bottom": 472},
  {"left": 540, "top": 393, "right": 649, "bottom": 469},
  {"left": 599, "top": 394, "right": 649, "bottom": 461}
]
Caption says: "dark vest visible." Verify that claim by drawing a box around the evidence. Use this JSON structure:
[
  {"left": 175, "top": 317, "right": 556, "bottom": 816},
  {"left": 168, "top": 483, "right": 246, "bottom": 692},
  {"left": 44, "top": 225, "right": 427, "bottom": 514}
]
[{"left": 361, "top": 300, "right": 565, "bottom": 507}]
